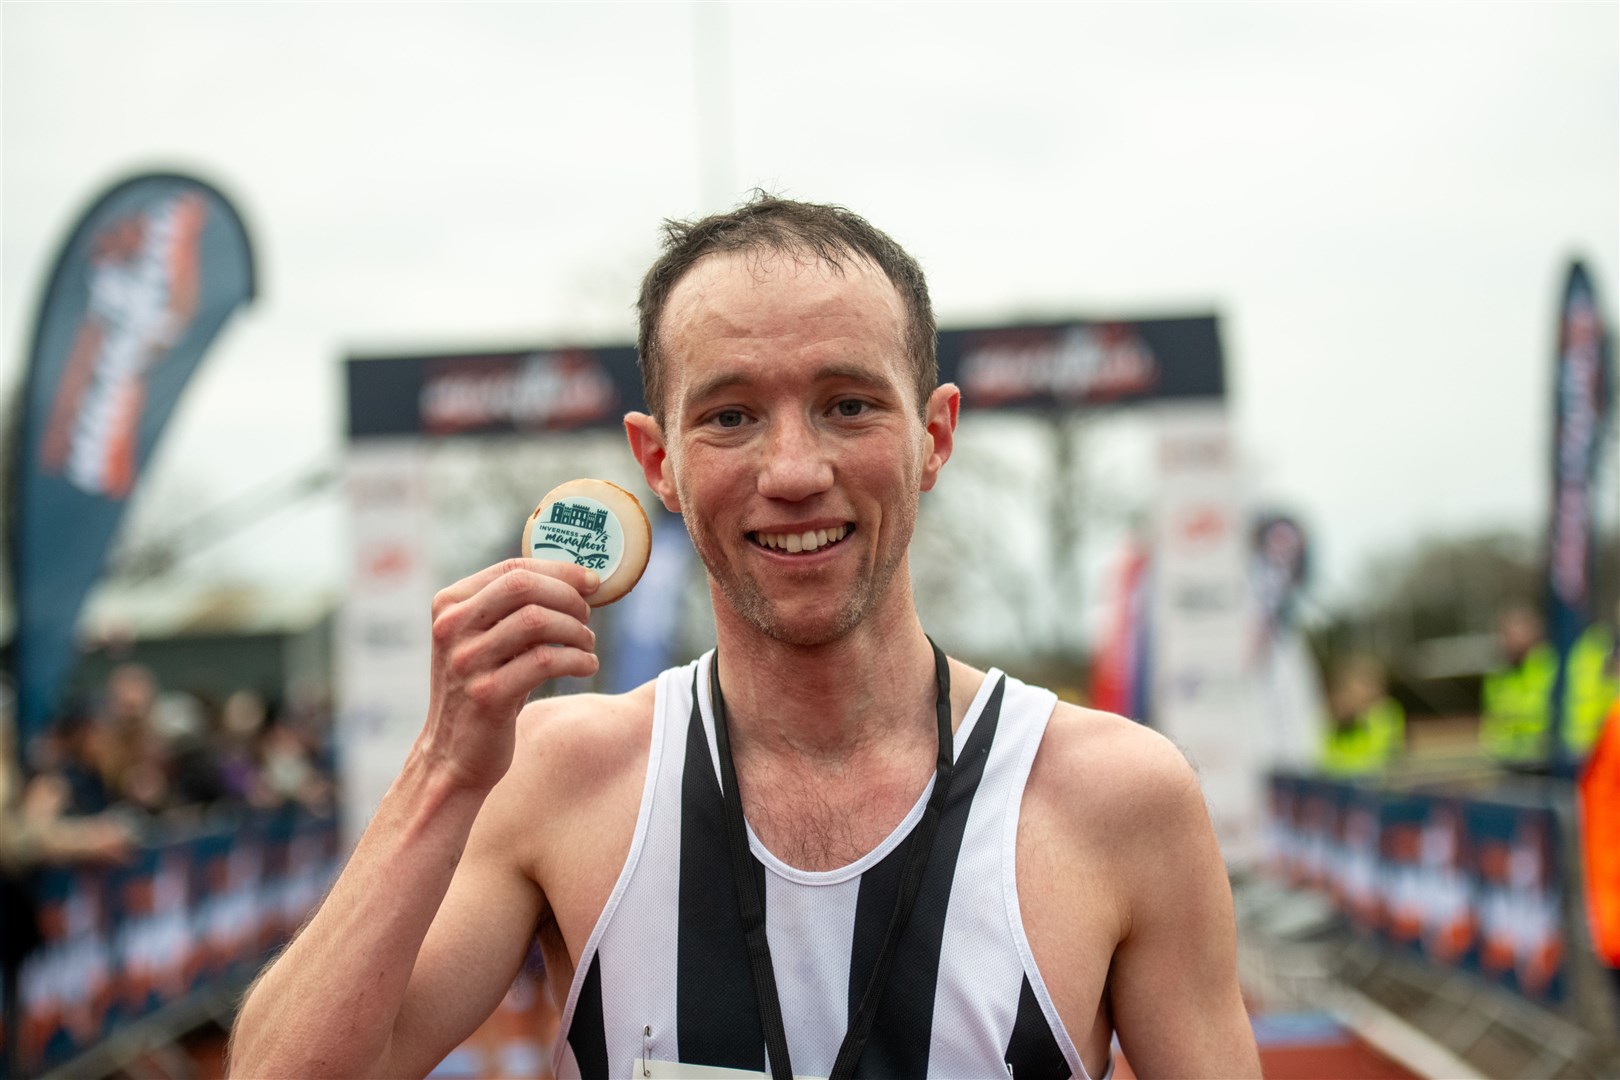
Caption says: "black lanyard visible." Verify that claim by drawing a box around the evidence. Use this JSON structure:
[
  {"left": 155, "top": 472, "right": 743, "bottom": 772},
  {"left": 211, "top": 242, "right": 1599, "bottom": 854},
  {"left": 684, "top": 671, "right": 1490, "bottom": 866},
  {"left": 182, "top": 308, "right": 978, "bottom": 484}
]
[{"left": 707, "top": 639, "right": 956, "bottom": 1080}]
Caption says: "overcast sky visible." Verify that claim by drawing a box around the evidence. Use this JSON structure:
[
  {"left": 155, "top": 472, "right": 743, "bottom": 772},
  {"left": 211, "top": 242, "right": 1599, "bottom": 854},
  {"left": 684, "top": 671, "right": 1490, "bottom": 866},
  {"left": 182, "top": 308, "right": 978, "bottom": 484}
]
[{"left": 3, "top": 2, "right": 1616, "bottom": 621}]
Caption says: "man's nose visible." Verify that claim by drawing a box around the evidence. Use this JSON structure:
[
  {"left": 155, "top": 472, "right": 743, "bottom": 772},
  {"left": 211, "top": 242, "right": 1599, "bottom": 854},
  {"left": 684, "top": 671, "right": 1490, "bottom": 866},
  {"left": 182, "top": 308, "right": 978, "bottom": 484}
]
[{"left": 757, "top": 415, "right": 833, "bottom": 502}]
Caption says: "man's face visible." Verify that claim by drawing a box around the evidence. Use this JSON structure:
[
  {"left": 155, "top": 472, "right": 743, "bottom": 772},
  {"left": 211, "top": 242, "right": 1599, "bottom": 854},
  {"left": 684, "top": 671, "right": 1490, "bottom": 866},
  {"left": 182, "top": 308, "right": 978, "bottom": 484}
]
[
  {"left": 1498, "top": 610, "right": 1542, "bottom": 661},
  {"left": 631, "top": 249, "right": 953, "bottom": 646}
]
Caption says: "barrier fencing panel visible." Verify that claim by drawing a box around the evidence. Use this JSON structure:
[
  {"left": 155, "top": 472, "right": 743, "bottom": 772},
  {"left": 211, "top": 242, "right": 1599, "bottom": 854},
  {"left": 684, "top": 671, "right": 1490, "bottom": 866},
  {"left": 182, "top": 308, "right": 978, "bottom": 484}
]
[
  {"left": 1267, "top": 773, "right": 1569, "bottom": 1008},
  {"left": 3, "top": 807, "right": 341, "bottom": 1076}
]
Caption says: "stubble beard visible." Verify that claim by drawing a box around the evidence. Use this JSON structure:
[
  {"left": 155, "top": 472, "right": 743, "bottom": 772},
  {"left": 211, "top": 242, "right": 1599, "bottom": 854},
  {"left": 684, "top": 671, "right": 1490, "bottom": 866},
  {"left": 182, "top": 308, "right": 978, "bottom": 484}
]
[{"left": 686, "top": 498, "right": 919, "bottom": 649}]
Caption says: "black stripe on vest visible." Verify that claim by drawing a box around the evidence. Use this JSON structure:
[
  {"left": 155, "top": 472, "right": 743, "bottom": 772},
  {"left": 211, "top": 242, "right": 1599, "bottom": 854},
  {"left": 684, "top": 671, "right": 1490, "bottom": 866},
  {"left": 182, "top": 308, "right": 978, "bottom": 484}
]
[
  {"left": 676, "top": 673, "right": 767, "bottom": 1072},
  {"left": 1004, "top": 974, "right": 1071, "bottom": 1079},
  {"left": 852, "top": 675, "right": 1007, "bottom": 1078},
  {"left": 567, "top": 952, "right": 609, "bottom": 1079}
]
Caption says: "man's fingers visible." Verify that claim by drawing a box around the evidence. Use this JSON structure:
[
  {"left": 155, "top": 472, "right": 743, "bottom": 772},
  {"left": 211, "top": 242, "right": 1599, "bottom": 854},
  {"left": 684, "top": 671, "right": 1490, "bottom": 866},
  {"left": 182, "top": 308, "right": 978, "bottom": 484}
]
[
  {"left": 433, "top": 564, "right": 595, "bottom": 650},
  {"left": 512, "top": 645, "right": 600, "bottom": 687},
  {"left": 449, "top": 604, "right": 597, "bottom": 682},
  {"left": 432, "top": 558, "right": 599, "bottom": 616},
  {"left": 466, "top": 646, "right": 600, "bottom": 710}
]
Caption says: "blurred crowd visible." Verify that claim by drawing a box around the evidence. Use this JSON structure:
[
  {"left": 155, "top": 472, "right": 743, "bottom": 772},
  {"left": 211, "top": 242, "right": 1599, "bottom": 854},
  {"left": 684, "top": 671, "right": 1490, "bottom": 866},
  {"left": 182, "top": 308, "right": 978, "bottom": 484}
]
[{"left": 1, "top": 664, "right": 336, "bottom": 879}]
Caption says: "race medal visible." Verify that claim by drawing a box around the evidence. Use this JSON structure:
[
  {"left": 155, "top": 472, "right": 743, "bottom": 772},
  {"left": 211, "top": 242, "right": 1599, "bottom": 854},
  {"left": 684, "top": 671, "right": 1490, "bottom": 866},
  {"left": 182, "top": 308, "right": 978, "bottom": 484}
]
[{"left": 523, "top": 478, "right": 651, "bottom": 606}]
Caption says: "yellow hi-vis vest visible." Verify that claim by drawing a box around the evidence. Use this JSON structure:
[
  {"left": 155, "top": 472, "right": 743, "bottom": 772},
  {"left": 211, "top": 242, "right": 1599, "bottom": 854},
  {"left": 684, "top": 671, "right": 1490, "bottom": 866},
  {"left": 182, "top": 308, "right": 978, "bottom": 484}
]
[
  {"left": 1482, "top": 631, "right": 1619, "bottom": 763},
  {"left": 1321, "top": 697, "right": 1406, "bottom": 777},
  {"left": 1569, "top": 626, "right": 1620, "bottom": 758},
  {"left": 1481, "top": 644, "right": 1557, "bottom": 763}
]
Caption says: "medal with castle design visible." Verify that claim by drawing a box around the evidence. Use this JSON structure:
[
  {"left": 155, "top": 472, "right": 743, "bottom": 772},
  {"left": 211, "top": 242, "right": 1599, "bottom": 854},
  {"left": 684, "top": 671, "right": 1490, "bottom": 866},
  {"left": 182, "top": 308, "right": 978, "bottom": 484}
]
[{"left": 523, "top": 478, "right": 651, "bottom": 606}]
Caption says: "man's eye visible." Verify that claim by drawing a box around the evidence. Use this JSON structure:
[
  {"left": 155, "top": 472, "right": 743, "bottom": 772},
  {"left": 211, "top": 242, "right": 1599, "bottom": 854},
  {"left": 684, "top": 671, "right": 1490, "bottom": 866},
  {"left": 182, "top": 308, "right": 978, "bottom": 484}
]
[
  {"left": 834, "top": 400, "right": 866, "bottom": 418},
  {"left": 714, "top": 409, "right": 745, "bottom": 428}
]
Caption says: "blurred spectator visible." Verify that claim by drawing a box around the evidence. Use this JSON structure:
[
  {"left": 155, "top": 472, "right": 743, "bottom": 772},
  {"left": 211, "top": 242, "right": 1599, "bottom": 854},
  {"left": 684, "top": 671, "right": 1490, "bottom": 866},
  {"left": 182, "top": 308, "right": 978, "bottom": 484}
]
[
  {"left": 29, "top": 703, "right": 114, "bottom": 816},
  {"left": 1567, "top": 618, "right": 1619, "bottom": 760},
  {"left": 1481, "top": 606, "right": 1619, "bottom": 767},
  {"left": 18, "top": 661, "right": 340, "bottom": 827},
  {"left": 259, "top": 709, "right": 334, "bottom": 813},
  {"left": 1320, "top": 656, "right": 1405, "bottom": 778},
  {"left": 1480, "top": 607, "right": 1556, "bottom": 766},
  {"left": 95, "top": 663, "right": 172, "bottom": 813},
  {"left": 218, "top": 690, "right": 275, "bottom": 807},
  {"left": 0, "top": 692, "right": 135, "bottom": 872},
  {"left": 153, "top": 691, "right": 230, "bottom": 811},
  {"left": 1, "top": 679, "right": 136, "bottom": 979}
]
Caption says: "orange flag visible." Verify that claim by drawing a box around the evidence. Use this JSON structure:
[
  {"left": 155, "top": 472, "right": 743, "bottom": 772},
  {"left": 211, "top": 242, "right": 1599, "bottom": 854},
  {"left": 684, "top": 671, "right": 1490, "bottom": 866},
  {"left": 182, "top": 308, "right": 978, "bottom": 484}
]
[{"left": 1580, "top": 699, "right": 1620, "bottom": 966}]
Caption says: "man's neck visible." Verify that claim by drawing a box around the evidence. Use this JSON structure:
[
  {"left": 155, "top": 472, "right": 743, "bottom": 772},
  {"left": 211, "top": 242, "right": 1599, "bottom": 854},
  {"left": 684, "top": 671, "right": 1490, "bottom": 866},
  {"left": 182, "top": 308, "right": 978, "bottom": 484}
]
[{"left": 709, "top": 598, "right": 938, "bottom": 766}]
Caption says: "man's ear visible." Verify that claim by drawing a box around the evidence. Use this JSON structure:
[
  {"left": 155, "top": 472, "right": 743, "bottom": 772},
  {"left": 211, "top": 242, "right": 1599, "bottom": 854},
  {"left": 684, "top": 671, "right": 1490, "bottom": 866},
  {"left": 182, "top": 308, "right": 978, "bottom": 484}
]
[
  {"left": 625, "top": 412, "right": 681, "bottom": 513},
  {"left": 919, "top": 383, "right": 960, "bottom": 492}
]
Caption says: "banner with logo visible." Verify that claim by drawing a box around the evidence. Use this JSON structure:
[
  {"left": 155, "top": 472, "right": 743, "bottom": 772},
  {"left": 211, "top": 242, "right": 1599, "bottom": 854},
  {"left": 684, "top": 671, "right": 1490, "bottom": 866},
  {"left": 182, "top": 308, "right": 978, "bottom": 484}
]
[
  {"left": 9, "top": 173, "right": 256, "bottom": 741},
  {"left": 14, "top": 808, "right": 338, "bottom": 1075},
  {"left": 346, "top": 347, "right": 641, "bottom": 439},
  {"left": 335, "top": 444, "right": 436, "bottom": 843},
  {"left": 1545, "top": 262, "right": 1615, "bottom": 765},
  {"left": 941, "top": 316, "right": 1224, "bottom": 411},
  {"left": 1150, "top": 405, "right": 1260, "bottom": 862},
  {"left": 343, "top": 315, "right": 1227, "bottom": 440}
]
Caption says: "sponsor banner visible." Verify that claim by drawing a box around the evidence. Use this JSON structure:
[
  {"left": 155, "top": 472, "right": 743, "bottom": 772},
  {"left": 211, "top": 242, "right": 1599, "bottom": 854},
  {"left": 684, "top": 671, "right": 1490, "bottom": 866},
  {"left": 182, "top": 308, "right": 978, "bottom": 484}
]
[
  {"left": 1469, "top": 800, "right": 1565, "bottom": 1002},
  {"left": 1267, "top": 775, "right": 1566, "bottom": 1008},
  {"left": 342, "top": 316, "right": 1225, "bottom": 439},
  {"left": 1377, "top": 795, "right": 1434, "bottom": 952},
  {"left": 336, "top": 443, "right": 436, "bottom": 845},
  {"left": 14, "top": 808, "right": 339, "bottom": 1076},
  {"left": 1413, "top": 800, "right": 1477, "bottom": 971},
  {"left": 346, "top": 347, "right": 641, "bottom": 439},
  {"left": 940, "top": 316, "right": 1224, "bottom": 411},
  {"left": 1150, "top": 405, "right": 1261, "bottom": 863},
  {"left": 1546, "top": 262, "right": 1616, "bottom": 765},
  {"left": 10, "top": 173, "right": 256, "bottom": 740}
]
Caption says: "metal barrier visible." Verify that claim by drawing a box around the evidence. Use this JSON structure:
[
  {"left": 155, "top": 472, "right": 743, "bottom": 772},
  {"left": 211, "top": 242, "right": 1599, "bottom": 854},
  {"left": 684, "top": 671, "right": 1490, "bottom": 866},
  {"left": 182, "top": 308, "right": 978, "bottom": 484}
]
[{"left": 1, "top": 806, "right": 341, "bottom": 1077}]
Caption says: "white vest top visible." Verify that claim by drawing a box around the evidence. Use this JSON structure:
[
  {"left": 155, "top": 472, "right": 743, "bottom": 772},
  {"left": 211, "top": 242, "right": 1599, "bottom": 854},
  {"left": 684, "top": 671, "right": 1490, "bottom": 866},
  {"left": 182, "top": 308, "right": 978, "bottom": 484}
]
[{"left": 554, "top": 652, "right": 1100, "bottom": 1079}]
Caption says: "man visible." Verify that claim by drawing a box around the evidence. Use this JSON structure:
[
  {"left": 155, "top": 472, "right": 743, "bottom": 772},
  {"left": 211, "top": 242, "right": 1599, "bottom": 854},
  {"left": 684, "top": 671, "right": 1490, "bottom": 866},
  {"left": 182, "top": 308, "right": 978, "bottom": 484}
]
[
  {"left": 1320, "top": 656, "right": 1405, "bottom": 778},
  {"left": 1481, "top": 604, "right": 1620, "bottom": 769},
  {"left": 228, "top": 197, "right": 1258, "bottom": 1079},
  {"left": 1479, "top": 606, "right": 1555, "bottom": 766}
]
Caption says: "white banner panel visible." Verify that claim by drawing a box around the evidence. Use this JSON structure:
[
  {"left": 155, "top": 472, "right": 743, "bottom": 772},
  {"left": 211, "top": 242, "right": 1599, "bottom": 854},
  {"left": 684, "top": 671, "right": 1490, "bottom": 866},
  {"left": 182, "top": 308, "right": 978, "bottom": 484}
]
[
  {"left": 1149, "top": 404, "right": 1262, "bottom": 864},
  {"left": 337, "top": 441, "right": 435, "bottom": 845}
]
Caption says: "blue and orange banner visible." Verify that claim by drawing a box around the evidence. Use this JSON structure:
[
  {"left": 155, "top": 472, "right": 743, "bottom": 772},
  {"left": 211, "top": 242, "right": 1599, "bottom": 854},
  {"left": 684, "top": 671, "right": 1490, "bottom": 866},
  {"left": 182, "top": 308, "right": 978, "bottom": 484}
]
[
  {"left": 9, "top": 173, "right": 255, "bottom": 741},
  {"left": 8, "top": 808, "right": 339, "bottom": 1075},
  {"left": 1268, "top": 774, "right": 1567, "bottom": 1007}
]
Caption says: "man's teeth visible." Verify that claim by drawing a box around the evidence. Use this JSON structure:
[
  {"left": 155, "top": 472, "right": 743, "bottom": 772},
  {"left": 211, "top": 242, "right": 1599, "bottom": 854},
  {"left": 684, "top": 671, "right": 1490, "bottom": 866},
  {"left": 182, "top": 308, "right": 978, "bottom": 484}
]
[{"left": 753, "top": 525, "right": 850, "bottom": 553}]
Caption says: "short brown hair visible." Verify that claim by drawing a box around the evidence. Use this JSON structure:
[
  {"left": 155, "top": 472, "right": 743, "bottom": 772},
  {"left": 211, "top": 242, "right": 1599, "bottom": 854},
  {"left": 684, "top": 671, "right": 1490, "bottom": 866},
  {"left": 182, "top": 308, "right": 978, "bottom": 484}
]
[{"left": 635, "top": 192, "right": 937, "bottom": 423}]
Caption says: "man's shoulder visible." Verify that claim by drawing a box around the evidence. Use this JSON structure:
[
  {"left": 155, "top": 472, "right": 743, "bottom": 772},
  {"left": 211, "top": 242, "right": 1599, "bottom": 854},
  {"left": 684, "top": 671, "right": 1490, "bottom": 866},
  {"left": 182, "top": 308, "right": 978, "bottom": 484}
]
[
  {"left": 477, "top": 678, "right": 663, "bottom": 850},
  {"left": 515, "top": 678, "right": 661, "bottom": 774},
  {"left": 1026, "top": 700, "right": 1207, "bottom": 842}
]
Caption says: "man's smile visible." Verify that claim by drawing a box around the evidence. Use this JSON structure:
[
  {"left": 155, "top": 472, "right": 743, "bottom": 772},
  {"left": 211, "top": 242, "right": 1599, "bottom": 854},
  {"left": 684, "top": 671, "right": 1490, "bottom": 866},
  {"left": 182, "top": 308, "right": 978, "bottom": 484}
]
[{"left": 748, "top": 523, "right": 854, "bottom": 554}]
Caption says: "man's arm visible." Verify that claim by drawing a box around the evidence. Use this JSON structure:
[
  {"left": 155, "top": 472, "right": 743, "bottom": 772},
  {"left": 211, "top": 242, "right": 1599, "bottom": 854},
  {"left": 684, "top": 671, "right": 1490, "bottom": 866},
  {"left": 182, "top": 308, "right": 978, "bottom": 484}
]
[
  {"left": 228, "top": 558, "right": 599, "bottom": 1078},
  {"left": 1105, "top": 732, "right": 1260, "bottom": 1078}
]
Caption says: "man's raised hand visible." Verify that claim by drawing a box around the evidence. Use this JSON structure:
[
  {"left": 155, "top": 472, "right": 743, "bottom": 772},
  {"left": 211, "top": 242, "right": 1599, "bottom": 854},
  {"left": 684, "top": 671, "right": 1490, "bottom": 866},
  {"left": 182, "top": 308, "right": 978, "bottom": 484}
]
[{"left": 422, "top": 558, "right": 601, "bottom": 793}]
